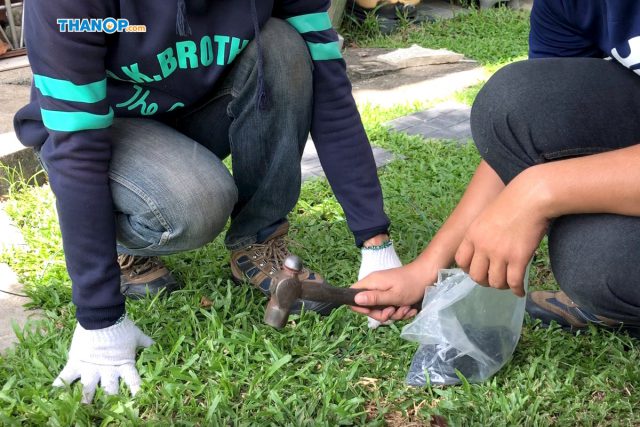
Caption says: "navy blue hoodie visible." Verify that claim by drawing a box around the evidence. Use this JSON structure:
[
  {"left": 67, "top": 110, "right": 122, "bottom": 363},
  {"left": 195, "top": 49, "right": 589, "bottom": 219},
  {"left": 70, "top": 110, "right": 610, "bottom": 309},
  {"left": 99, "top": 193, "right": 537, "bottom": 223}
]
[
  {"left": 530, "top": 0, "right": 640, "bottom": 70},
  {"left": 14, "top": 1, "right": 390, "bottom": 329}
]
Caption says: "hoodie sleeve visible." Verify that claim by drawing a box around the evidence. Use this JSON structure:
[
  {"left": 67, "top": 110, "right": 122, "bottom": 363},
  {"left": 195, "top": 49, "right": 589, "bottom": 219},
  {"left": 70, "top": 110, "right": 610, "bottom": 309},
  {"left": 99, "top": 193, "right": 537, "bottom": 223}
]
[
  {"left": 529, "top": 0, "right": 602, "bottom": 59},
  {"left": 21, "top": 2, "right": 124, "bottom": 329},
  {"left": 275, "top": 0, "right": 390, "bottom": 246}
]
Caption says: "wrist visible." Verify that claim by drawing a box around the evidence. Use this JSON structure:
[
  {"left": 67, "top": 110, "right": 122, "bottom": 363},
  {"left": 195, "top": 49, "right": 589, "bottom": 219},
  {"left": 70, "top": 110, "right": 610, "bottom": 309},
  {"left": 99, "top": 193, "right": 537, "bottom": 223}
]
[
  {"left": 516, "top": 165, "right": 557, "bottom": 219},
  {"left": 363, "top": 233, "right": 389, "bottom": 248},
  {"left": 405, "top": 259, "right": 438, "bottom": 287}
]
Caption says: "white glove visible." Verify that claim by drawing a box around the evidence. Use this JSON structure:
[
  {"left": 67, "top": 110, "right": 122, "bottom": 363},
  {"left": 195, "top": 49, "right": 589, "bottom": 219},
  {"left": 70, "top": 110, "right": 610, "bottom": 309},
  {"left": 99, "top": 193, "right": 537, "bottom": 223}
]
[
  {"left": 358, "top": 241, "right": 402, "bottom": 329},
  {"left": 53, "top": 315, "right": 154, "bottom": 403}
]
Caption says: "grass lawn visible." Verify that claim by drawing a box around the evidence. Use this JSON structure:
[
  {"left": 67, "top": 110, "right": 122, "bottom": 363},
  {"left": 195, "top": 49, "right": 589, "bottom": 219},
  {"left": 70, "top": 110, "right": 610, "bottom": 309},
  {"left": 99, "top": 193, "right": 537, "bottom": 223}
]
[{"left": 1, "top": 8, "right": 639, "bottom": 426}]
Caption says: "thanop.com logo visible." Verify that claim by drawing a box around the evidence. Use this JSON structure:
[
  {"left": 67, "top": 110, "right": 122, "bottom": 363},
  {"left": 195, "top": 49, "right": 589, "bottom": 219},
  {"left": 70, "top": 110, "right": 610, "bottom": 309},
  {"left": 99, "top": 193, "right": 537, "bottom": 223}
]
[{"left": 57, "top": 18, "right": 146, "bottom": 33}]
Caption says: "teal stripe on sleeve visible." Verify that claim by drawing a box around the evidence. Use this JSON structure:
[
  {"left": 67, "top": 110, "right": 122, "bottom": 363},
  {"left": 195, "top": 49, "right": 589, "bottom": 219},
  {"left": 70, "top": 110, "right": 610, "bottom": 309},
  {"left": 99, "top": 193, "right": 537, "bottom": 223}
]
[
  {"left": 34, "top": 74, "right": 107, "bottom": 103},
  {"left": 41, "top": 108, "right": 114, "bottom": 132},
  {"left": 307, "top": 41, "right": 342, "bottom": 61},
  {"left": 286, "top": 12, "right": 332, "bottom": 34}
]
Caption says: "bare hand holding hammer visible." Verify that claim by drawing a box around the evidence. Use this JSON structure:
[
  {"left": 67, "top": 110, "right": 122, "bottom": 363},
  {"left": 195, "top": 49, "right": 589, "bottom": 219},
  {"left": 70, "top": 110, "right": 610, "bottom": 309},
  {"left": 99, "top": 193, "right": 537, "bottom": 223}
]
[{"left": 350, "top": 262, "right": 433, "bottom": 323}]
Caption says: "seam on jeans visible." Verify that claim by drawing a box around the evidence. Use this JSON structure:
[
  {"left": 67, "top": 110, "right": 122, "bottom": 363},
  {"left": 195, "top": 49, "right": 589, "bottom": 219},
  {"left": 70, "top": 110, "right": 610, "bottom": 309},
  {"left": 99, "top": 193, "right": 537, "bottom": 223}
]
[
  {"left": 109, "top": 171, "right": 173, "bottom": 247},
  {"left": 541, "top": 147, "right": 609, "bottom": 161},
  {"left": 176, "top": 88, "right": 234, "bottom": 123},
  {"left": 222, "top": 114, "right": 255, "bottom": 252}
]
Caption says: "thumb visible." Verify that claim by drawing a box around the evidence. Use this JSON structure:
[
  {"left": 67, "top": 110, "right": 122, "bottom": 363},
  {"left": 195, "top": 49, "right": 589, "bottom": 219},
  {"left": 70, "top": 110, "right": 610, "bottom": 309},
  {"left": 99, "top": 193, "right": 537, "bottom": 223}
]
[
  {"left": 354, "top": 290, "right": 395, "bottom": 307},
  {"left": 136, "top": 331, "right": 154, "bottom": 348}
]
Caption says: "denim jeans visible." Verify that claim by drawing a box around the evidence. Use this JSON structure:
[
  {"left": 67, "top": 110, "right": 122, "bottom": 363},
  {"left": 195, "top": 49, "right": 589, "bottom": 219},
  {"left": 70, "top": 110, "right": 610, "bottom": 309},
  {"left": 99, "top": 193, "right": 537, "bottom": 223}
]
[
  {"left": 471, "top": 58, "right": 640, "bottom": 322},
  {"left": 41, "top": 19, "right": 312, "bottom": 256}
]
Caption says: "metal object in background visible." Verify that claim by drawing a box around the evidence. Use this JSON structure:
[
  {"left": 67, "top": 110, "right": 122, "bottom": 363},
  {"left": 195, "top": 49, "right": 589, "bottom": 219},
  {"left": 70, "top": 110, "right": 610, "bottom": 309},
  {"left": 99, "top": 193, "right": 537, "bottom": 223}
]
[
  {"left": 0, "top": 0, "right": 24, "bottom": 55},
  {"left": 19, "top": 0, "right": 23, "bottom": 48},
  {"left": 4, "top": 0, "right": 18, "bottom": 48},
  {"left": 264, "top": 255, "right": 422, "bottom": 329},
  {"left": 0, "top": 24, "right": 12, "bottom": 50}
]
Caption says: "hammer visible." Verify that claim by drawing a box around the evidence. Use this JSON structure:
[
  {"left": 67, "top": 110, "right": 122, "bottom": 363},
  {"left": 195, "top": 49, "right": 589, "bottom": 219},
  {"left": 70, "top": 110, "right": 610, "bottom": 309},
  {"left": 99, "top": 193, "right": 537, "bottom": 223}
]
[{"left": 264, "top": 255, "right": 422, "bottom": 329}]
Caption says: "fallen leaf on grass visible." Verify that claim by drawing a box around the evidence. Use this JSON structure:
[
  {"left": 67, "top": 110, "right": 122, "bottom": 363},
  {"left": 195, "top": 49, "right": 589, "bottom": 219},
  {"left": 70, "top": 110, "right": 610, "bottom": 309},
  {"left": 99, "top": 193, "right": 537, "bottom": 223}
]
[
  {"left": 357, "top": 377, "right": 379, "bottom": 389},
  {"left": 199, "top": 296, "right": 213, "bottom": 308},
  {"left": 430, "top": 415, "right": 448, "bottom": 427}
]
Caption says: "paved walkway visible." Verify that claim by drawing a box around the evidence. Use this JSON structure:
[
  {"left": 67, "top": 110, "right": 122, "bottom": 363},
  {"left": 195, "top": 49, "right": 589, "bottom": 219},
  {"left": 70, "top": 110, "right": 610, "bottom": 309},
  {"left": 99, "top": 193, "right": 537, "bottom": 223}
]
[{"left": 387, "top": 101, "right": 472, "bottom": 142}]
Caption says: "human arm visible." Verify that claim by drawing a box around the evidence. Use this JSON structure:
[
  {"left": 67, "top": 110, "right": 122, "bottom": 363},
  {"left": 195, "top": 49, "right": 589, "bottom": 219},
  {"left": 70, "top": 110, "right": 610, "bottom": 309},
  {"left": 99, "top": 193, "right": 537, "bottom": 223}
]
[
  {"left": 529, "top": 0, "right": 603, "bottom": 59},
  {"left": 19, "top": 1, "right": 123, "bottom": 329},
  {"left": 275, "top": 0, "right": 390, "bottom": 247},
  {"left": 457, "top": 143, "right": 640, "bottom": 296},
  {"left": 351, "top": 160, "right": 505, "bottom": 321},
  {"left": 19, "top": 1, "right": 152, "bottom": 403}
]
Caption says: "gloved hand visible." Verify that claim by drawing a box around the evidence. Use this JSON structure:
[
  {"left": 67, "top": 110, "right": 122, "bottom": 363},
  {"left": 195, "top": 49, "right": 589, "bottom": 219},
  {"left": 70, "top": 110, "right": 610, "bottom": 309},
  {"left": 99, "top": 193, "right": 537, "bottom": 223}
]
[
  {"left": 53, "top": 315, "right": 154, "bottom": 403},
  {"left": 358, "top": 241, "right": 402, "bottom": 329}
]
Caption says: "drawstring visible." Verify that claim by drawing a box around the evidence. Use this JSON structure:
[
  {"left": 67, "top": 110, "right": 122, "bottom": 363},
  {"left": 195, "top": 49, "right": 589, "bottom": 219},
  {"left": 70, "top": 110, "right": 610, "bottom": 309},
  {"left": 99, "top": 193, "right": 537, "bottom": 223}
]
[
  {"left": 175, "top": 0, "right": 268, "bottom": 110},
  {"left": 176, "top": 0, "right": 192, "bottom": 37},
  {"left": 250, "top": 0, "right": 269, "bottom": 110}
]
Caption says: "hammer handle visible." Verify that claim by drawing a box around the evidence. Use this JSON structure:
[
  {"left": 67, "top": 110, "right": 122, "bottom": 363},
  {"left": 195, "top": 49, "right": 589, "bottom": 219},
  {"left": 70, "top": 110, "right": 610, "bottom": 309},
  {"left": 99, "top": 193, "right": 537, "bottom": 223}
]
[{"left": 300, "top": 281, "right": 422, "bottom": 311}]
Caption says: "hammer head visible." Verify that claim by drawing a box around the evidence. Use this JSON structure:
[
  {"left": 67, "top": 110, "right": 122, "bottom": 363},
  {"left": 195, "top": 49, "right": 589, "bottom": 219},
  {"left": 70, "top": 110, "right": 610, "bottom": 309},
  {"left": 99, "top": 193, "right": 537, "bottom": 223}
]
[{"left": 264, "top": 255, "right": 303, "bottom": 329}]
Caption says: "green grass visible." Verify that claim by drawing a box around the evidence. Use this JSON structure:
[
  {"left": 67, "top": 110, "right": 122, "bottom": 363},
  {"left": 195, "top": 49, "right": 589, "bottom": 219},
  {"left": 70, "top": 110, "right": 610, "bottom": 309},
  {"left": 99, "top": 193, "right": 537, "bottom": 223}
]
[
  {"left": 2, "top": 8, "right": 639, "bottom": 426},
  {"left": 342, "top": 7, "right": 531, "bottom": 71},
  {"left": 1, "top": 125, "right": 639, "bottom": 426}
]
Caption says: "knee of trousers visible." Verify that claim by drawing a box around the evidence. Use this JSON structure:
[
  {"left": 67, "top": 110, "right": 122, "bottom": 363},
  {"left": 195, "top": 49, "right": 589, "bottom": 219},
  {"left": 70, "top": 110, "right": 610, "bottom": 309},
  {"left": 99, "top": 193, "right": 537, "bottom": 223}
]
[
  {"left": 548, "top": 214, "right": 640, "bottom": 322},
  {"left": 254, "top": 18, "right": 313, "bottom": 107},
  {"left": 113, "top": 168, "right": 238, "bottom": 254},
  {"left": 470, "top": 61, "right": 540, "bottom": 181}
]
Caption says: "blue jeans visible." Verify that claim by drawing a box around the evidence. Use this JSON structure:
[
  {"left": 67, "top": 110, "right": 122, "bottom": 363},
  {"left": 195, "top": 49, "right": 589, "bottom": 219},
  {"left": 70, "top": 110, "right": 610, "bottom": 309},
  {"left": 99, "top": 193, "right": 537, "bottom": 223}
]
[
  {"left": 471, "top": 58, "right": 640, "bottom": 322},
  {"left": 91, "top": 19, "right": 313, "bottom": 255}
]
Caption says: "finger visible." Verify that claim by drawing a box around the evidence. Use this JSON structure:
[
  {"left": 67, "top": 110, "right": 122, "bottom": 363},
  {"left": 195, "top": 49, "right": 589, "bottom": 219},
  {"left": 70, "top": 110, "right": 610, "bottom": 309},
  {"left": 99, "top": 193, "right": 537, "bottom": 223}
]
[
  {"left": 379, "top": 307, "right": 396, "bottom": 323},
  {"left": 455, "top": 239, "right": 474, "bottom": 272},
  {"left": 354, "top": 290, "right": 399, "bottom": 307},
  {"left": 350, "top": 306, "right": 372, "bottom": 315},
  {"left": 390, "top": 306, "right": 410, "bottom": 321},
  {"left": 100, "top": 367, "right": 120, "bottom": 396},
  {"left": 403, "top": 309, "right": 418, "bottom": 320},
  {"left": 80, "top": 368, "right": 101, "bottom": 404},
  {"left": 53, "top": 363, "right": 81, "bottom": 387},
  {"left": 351, "top": 274, "right": 390, "bottom": 291},
  {"left": 488, "top": 258, "right": 508, "bottom": 290},
  {"left": 506, "top": 262, "right": 527, "bottom": 297},
  {"left": 119, "top": 364, "right": 143, "bottom": 396},
  {"left": 360, "top": 308, "right": 387, "bottom": 322},
  {"left": 137, "top": 332, "right": 154, "bottom": 349},
  {"left": 468, "top": 253, "right": 490, "bottom": 285}
]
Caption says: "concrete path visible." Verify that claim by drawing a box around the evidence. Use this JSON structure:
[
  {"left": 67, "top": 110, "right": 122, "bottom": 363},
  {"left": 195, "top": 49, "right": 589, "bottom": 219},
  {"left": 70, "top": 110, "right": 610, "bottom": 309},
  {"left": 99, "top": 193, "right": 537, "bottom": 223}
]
[
  {"left": 302, "top": 141, "right": 394, "bottom": 181},
  {"left": 346, "top": 48, "right": 486, "bottom": 108},
  {"left": 386, "top": 101, "right": 472, "bottom": 142},
  {"left": 0, "top": 206, "right": 40, "bottom": 354},
  {"left": 0, "top": 63, "right": 30, "bottom": 134},
  {"left": 0, "top": 263, "right": 42, "bottom": 354}
]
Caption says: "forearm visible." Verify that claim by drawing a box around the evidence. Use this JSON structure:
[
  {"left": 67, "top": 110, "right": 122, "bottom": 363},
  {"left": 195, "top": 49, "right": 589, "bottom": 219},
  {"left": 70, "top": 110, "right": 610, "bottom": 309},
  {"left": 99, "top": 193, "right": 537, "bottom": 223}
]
[
  {"left": 533, "top": 144, "right": 640, "bottom": 218},
  {"left": 413, "top": 160, "right": 505, "bottom": 271}
]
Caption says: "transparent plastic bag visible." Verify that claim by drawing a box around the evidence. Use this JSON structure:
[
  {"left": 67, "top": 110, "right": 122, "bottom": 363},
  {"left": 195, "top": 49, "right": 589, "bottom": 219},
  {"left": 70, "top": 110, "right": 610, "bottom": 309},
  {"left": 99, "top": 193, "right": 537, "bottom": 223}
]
[{"left": 401, "top": 267, "right": 529, "bottom": 386}]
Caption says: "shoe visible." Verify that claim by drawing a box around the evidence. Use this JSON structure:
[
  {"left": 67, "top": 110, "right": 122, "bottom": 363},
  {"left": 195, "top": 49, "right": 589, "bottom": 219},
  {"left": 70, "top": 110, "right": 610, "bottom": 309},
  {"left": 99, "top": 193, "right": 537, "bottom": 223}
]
[
  {"left": 118, "top": 254, "right": 180, "bottom": 299},
  {"left": 526, "top": 290, "right": 640, "bottom": 338},
  {"left": 347, "top": 1, "right": 434, "bottom": 35},
  {"left": 230, "top": 222, "right": 338, "bottom": 316}
]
